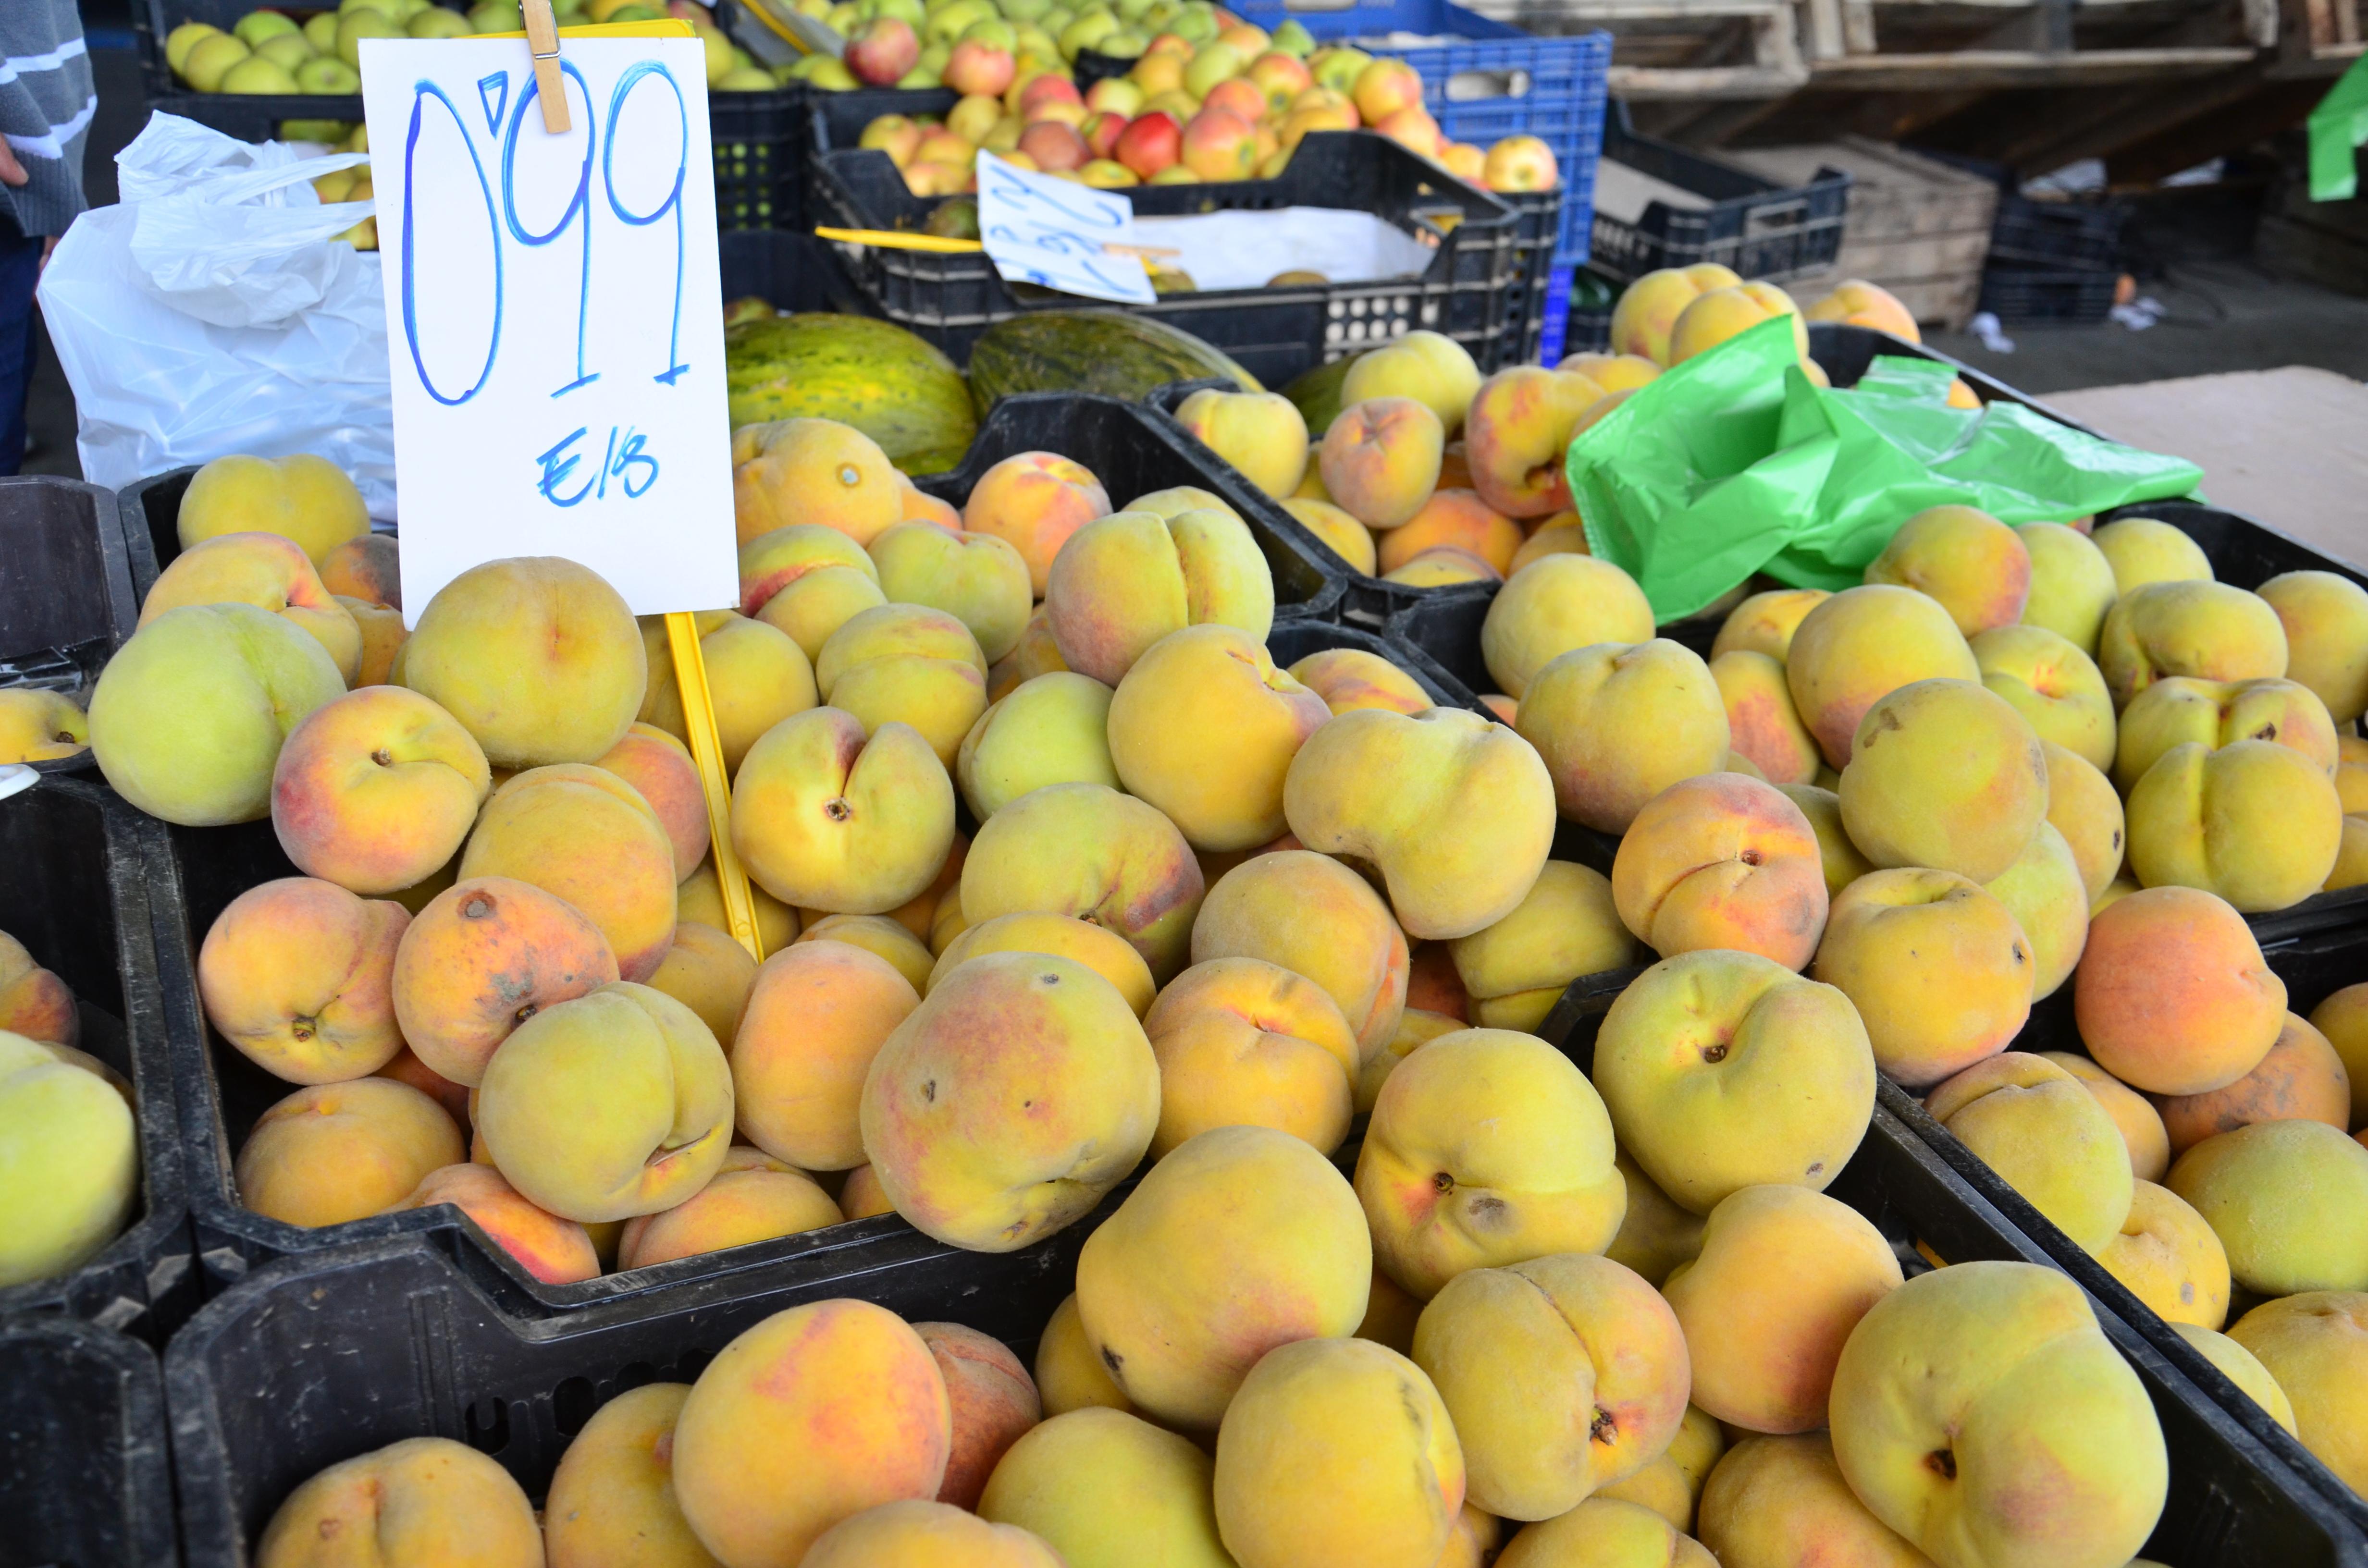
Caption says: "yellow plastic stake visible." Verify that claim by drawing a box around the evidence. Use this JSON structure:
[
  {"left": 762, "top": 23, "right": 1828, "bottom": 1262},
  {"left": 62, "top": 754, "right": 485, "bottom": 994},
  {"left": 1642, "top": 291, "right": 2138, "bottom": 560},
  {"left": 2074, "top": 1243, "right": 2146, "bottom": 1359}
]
[
  {"left": 665, "top": 612, "right": 766, "bottom": 963},
  {"left": 815, "top": 225, "right": 986, "bottom": 254}
]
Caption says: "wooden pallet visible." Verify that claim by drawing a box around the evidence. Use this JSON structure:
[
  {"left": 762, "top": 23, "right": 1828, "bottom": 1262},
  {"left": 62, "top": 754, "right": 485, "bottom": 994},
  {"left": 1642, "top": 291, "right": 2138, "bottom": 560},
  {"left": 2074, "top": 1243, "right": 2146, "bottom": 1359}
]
[
  {"left": 1462, "top": 0, "right": 1809, "bottom": 96},
  {"left": 1725, "top": 137, "right": 1998, "bottom": 327},
  {"left": 2271, "top": 0, "right": 2364, "bottom": 71}
]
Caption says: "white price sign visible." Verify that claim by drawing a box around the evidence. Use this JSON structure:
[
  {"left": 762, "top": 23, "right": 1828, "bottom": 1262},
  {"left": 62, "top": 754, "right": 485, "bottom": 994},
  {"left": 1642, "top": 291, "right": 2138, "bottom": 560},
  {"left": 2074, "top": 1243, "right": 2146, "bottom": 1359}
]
[
  {"left": 976, "top": 150, "right": 1155, "bottom": 306},
  {"left": 358, "top": 36, "right": 739, "bottom": 621}
]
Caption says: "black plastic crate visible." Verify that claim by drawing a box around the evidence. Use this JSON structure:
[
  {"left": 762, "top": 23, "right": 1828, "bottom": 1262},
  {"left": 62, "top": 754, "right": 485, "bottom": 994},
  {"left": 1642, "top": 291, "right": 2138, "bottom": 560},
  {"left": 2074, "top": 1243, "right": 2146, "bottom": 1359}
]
[
  {"left": 1541, "top": 265, "right": 1617, "bottom": 362},
  {"left": 0, "top": 1317, "right": 178, "bottom": 1568},
  {"left": 1979, "top": 263, "right": 2121, "bottom": 323},
  {"left": 1591, "top": 104, "right": 1850, "bottom": 285},
  {"left": 717, "top": 226, "right": 876, "bottom": 315},
  {"left": 1913, "top": 150, "right": 2126, "bottom": 272},
  {"left": 134, "top": 0, "right": 799, "bottom": 230},
  {"left": 0, "top": 477, "right": 139, "bottom": 779},
  {"left": 1533, "top": 965, "right": 2368, "bottom": 1568},
  {"left": 0, "top": 777, "right": 196, "bottom": 1341},
  {"left": 808, "top": 118, "right": 1524, "bottom": 385},
  {"left": 163, "top": 1068, "right": 2368, "bottom": 1568},
  {"left": 1896, "top": 918, "right": 2368, "bottom": 1535}
]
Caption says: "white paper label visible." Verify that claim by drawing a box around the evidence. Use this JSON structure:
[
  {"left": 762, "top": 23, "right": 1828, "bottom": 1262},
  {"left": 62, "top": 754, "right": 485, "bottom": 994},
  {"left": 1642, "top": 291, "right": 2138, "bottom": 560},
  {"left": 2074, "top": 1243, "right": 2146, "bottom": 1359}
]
[
  {"left": 358, "top": 37, "right": 738, "bottom": 622},
  {"left": 975, "top": 150, "right": 1155, "bottom": 305}
]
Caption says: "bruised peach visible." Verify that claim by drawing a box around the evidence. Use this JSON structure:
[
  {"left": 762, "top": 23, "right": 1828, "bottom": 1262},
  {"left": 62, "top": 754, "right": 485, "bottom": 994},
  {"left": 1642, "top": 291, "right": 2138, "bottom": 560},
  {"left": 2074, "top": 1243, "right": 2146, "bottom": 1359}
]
[
  {"left": 1864, "top": 505, "right": 2032, "bottom": 637},
  {"left": 733, "top": 939, "right": 919, "bottom": 1171},
  {"left": 1712, "top": 650, "right": 1820, "bottom": 785},
  {"left": 397, "top": 1162, "right": 598, "bottom": 1283},
  {"left": 1320, "top": 397, "right": 1445, "bottom": 529},
  {"left": 861, "top": 952, "right": 1159, "bottom": 1250},
  {"left": 731, "top": 417, "right": 903, "bottom": 548},
  {"left": 341, "top": 599, "right": 406, "bottom": 688},
  {"left": 1613, "top": 772, "right": 1827, "bottom": 969},
  {"left": 1480, "top": 553, "right": 1656, "bottom": 699},
  {"left": 931, "top": 911, "right": 1156, "bottom": 1017},
  {"left": 1785, "top": 585, "right": 1980, "bottom": 770},
  {"left": 2153, "top": 1012, "right": 2351, "bottom": 1157},
  {"left": 200, "top": 877, "right": 408, "bottom": 1084},
  {"left": 458, "top": 764, "right": 677, "bottom": 982},
  {"left": 1145, "top": 956, "right": 1360, "bottom": 1157},
  {"left": 391, "top": 876, "right": 618, "bottom": 1086},
  {"left": 964, "top": 451, "right": 1113, "bottom": 595},
  {"left": 616, "top": 1145, "right": 842, "bottom": 1269},
  {"left": 1108, "top": 626, "right": 1331, "bottom": 852},
  {"left": 319, "top": 532, "right": 400, "bottom": 608},
  {"left": 962, "top": 782, "right": 1206, "bottom": 981},
  {"left": 2097, "top": 1178, "right": 2231, "bottom": 1329},
  {"left": 672, "top": 1300, "right": 953, "bottom": 1566},
  {"left": 237, "top": 1077, "right": 464, "bottom": 1227},
  {"left": 1034, "top": 1292, "right": 1136, "bottom": 1417}
]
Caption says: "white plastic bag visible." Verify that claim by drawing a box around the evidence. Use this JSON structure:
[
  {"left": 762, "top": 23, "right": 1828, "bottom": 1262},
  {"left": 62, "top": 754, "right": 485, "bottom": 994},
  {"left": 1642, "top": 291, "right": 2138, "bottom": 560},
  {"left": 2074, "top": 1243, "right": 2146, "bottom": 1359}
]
[{"left": 38, "top": 113, "right": 396, "bottom": 518}]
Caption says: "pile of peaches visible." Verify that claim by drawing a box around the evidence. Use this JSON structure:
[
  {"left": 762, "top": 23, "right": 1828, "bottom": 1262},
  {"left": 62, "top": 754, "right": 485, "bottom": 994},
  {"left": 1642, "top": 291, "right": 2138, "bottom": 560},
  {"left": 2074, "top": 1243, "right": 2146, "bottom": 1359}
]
[
  {"left": 858, "top": 34, "right": 1558, "bottom": 193},
  {"left": 45, "top": 272, "right": 2368, "bottom": 1566}
]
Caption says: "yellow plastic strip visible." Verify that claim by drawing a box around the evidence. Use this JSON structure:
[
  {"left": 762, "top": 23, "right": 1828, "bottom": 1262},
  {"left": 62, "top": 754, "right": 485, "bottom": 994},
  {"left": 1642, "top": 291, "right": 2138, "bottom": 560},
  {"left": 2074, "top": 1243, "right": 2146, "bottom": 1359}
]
[
  {"left": 816, "top": 225, "right": 986, "bottom": 254},
  {"left": 665, "top": 612, "right": 766, "bottom": 962},
  {"left": 478, "top": 19, "right": 699, "bottom": 38}
]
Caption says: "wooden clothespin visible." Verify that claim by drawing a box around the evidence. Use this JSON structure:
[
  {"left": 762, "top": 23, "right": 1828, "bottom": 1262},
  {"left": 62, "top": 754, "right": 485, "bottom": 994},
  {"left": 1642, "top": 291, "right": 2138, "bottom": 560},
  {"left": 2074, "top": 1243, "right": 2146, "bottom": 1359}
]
[{"left": 521, "top": 0, "right": 570, "bottom": 133}]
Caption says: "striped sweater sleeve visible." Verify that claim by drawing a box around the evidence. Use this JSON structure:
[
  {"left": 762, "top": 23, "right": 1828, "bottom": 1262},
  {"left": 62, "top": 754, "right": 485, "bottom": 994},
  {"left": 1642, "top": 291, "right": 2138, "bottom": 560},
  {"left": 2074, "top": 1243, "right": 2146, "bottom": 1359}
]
[{"left": 0, "top": 0, "right": 94, "bottom": 237}]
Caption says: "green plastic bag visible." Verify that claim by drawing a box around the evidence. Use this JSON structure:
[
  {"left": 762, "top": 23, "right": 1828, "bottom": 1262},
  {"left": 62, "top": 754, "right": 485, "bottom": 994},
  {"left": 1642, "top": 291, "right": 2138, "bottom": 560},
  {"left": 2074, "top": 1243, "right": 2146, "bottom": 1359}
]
[
  {"left": 2308, "top": 52, "right": 2368, "bottom": 202},
  {"left": 1568, "top": 317, "right": 2206, "bottom": 623}
]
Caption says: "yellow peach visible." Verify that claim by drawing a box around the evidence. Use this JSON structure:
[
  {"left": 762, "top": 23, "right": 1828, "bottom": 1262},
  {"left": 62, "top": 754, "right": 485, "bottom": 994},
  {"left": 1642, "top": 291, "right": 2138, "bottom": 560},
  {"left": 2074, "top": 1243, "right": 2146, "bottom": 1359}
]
[
  {"left": 1320, "top": 396, "right": 1445, "bottom": 528},
  {"left": 1078, "top": 1123, "right": 1371, "bottom": 1426},
  {"left": 1289, "top": 647, "right": 1432, "bottom": 715},
  {"left": 2173, "top": 1321, "right": 2297, "bottom": 1434},
  {"left": 615, "top": 1146, "right": 841, "bottom": 1269},
  {"left": 391, "top": 876, "right": 618, "bottom": 1086},
  {"left": 2074, "top": 885, "right": 2284, "bottom": 1095},
  {"left": 862, "top": 952, "right": 1159, "bottom": 1250},
  {"left": 139, "top": 530, "right": 361, "bottom": 682},
  {"left": 179, "top": 452, "right": 370, "bottom": 565},
  {"left": 1711, "top": 588, "right": 1829, "bottom": 662},
  {"left": 647, "top": 920, "right": 759, "bottom": 1050},
  {"left": 1982, "top": 821, "right": 2088, "bottom": 1000},
  {"left": 1480, "top": 552, "right": 1656, "bottom": 698},
  {"left": 2017, "top": 520, "right": 2119, "bottom": 654},
  {"left": 1610, "top": 263, "right": 1745, "bottom": 365},
  {"left": 2114, "top": 675, "right": 2338, "bottom": 793},
  {"left": 543, "top": 1384, "right": 715, "bottom": 1568},
  {"left": 2154, "top": 1011, "right": 2351, "bottom": 1157},
  {"left": 979, "top": 1407, "right": 1232, "bottom": 1568},
  {"left": 200, "top": 877, "right": 408, "bottom": 1084},
  {"left": 2126, "top": 738, "right": 2343, "bottom": 911},
  {"left": 963, "top": 451, "right": 1113, "bottom": 596},
  {"left": 1497, "top": 1498, "right": 1716, "bottom": 1568},
  {"left": 268, "top": 685, "right": 489, "bottom": 896},
  {"left": 1357, "top": 1027, "right": 1625, "bottom": 1298},
  {"left": 1973, "top": 625, "right": 2116, "bottom": 773},
  {"left": 1713, "top": 649, "right": 1821, "bottom": 785},
  {"left": 1034, "top": 1293, "right": 1136, "bottom": 1418},
  {"left": 1812, "top": 870, "right": 2032, "bottom": 1087},
  {"left": 1926, "top": 1052, "right": 2135, "bottom": 1253},
  {"left": 236, "top": 1077, "right": 463, "bottom": 1227},
  {"left": 1838, "top": 677, "right": 2049, "bottom": 884},
  {"left": 1416, "top": 1251, "right": 1690, "bottom": 1519},
  {"left": 2037, "top": 1051, "right": 2171, "bottom": 1182},
  {"left": 319, "top": 532, "right": 399, "bottom": 608},
  {"left": 1612, "top": 772, "right": 1828, "bottom": 969},
  {"left": 1865, "top": 505, "right": 2031, "bottom": 638},
  {"left": 397, "top": 1162, "right": 599, "bottom": 1284},
  {"left": 730, "top": 707, "right": 955, "bottom": 917},
  {"left": 814, "top": 603, "right": 988, "bottom": 770},
  {"left": 2310, "top": 981, "right": 2368, "bottom": 1128},
  {"left": 742, "top": 526, "right": 888, "bottom": 664},
  {"left": 1696, "top": 1432, "right": 1932, "bottom": 1568},
  {"left": 2167, "top": 1121, "right": 2368, "bottom": 1295},
  {"left": 1143, "top": 956, "right": 1358, "bottom": 1156},
  {"left": 1193, "top": 847, "right": 1409, "bottom": 1057},
  {"left": 458, "top": 764, "right": 678, "bottom": 981},
  {"left": 1044, "top": 508, "right": 1274, "bottom": 686},
  {"left": 2228, "top": 1292, "right": 2368, "bottom": 1493},
  {"left": 2044, "top": 740, "right": 2126, "bottom": 901},
  {"left": 2097, "top": 1178, "right": 2230, "bottom": 1329},
  {"left": 731, "top": 417, "right": 903, "bottom": 548},
  {"left": 1775, "top": 782, "right": 1874, "bottom": 902},
  {"left": 1518, "top": 640, "right": 1731, "bottom": 833},
  {"left": 2093, "top": 515, "right": 2212, "bottom": 595},
  {"left": 1282, "top": 496, "right": 1378, "bottom": 575},
  {"left": 2097, "top": 580, "right": 2290, "bottom": 708},
  {"left": 733, "top": 939, "right": 919, "bottom": 1171},
  {"left": 961, "top": 782, "right": 1205, "bottom": 980},
  {"left": 869, "top": 522, "right": 1033, "bottom": 664},
  {"left": 1108, "top": 626, "right": 1330, "bottom": 852},
  {"left": 256, "top": 1437, "right": 540, "bottom": 1568},
  {"left": 2257, "top": 569, "right": 2368, "bottom": 724},
  {"left": 1449, "top": 861, "right": 1635, "bottom": 1031},
  {"left": 1786, "top": 585, "right": 1981, "bottom": 770}
]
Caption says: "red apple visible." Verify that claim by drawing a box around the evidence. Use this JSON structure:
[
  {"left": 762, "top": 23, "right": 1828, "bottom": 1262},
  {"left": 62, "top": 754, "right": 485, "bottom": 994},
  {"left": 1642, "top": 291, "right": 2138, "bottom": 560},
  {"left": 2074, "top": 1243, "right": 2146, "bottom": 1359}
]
[
  {"left": 1114, "top": 110, "right": 1182, "bottom": 179},
  {"left": 944, "top": 39, "right": 1017, "bottom": 97},
  {"left": 845, "top": 17, "right": 919, "bottom": 86},
  {"left": 1018, "top": 73, "right": 1084, "bottom": 118},
  {"left": 1352, "top": 58, "right": 1424, "bottom": 123},
  {"left": 1016, "top": 120, "right": 1090, "bottom": 172},
  {"left": 1181, "top": 107, "right": 1258, "bottom": 181},
  {"left": 1375, "top": 105, "right": 1443, "bottom": 158},
  {"left": 1483, "top": 134, "right": 1560, "bottom": 192},
  {"left": 1083, "top": 109, "right": 1130, "bottom": 161},
  {"left": 1201, "top": 76, "right": 1265, "bottom": 124},
  {"left": 1246, "top": 51, "right": 1313, "bottom": 112}
]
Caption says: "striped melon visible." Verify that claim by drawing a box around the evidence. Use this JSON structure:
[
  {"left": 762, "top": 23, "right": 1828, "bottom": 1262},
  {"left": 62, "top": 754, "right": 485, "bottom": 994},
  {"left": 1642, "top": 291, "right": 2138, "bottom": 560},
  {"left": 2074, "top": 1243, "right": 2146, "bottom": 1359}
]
[
  {"left": 964, "top": 310, "right": 1262, "bottom": 417},
  {"left": 725, "top": 314, "right": 976, "bottom": 475}
]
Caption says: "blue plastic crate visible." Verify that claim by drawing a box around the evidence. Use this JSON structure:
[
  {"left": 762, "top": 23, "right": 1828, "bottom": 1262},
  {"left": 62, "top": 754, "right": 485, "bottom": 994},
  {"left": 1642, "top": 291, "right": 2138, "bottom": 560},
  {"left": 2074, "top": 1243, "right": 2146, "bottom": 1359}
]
[{"left": 1223, "top": 1, "right": 1610, "bottom": 266}]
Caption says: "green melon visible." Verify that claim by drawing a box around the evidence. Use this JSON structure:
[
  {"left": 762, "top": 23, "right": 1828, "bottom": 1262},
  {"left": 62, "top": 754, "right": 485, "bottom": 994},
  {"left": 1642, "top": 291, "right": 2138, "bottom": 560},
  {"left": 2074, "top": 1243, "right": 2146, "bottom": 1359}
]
[
  {"left": 725, "top": 314, "right": 975, "bottom": 475},
  {"left": 964, "top": 309, "right": 1262, "bottom": 418}
]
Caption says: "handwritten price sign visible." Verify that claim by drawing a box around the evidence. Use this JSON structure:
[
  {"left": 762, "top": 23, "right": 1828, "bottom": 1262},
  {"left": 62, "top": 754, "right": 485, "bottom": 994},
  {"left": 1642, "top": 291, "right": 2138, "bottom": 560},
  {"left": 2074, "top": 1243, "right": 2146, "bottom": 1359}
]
[
  {"left": 359, "top": 36, "right": 738, "bottom": 621},
  {"left": 976, "top": 151, "right": 1156, "bottom": 305}
]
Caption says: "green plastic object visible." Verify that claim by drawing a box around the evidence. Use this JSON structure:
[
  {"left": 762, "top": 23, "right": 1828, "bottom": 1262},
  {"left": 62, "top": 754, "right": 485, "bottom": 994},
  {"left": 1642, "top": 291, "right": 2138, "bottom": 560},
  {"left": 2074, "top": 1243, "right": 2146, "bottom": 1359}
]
[
  {"left": 1567, "top": 317, "right": 2206, "bottom": 623},
  {"left": 2308, "top": 52, "right": 2368, "bottom": 202}
]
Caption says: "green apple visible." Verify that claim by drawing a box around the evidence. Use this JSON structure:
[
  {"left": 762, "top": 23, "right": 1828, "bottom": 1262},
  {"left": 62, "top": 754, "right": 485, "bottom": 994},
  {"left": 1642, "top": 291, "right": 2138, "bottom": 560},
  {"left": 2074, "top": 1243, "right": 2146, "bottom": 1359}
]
[
  {"left": 234, "top": 9, "right": 301, "bottom": 44},
  {"left": 255, "top": 33, "right": 316, "bottom": 69},
  {"left": 166, "top": 21, "right": 222, "bottom": 73},
  {"left": 336, "top": 10, "right": 404, "bottom": 67},
  {"left": 467, "top": 0, "right": 523, "bottom": 30},
  {"left": 295, "top": 55, "right": 362, "bottom": 92},
  {"left": 407, "top": 5, "right": 471, "bottom": 36},
  {"left": 181, "top": 32, "right": 251, "bottom": 90},
  {"left": 1270, "top": 18, "right": 1315, "bottom": 55},
  {"left": 304, "top": 11, "right": 342, "bottom": 47}
]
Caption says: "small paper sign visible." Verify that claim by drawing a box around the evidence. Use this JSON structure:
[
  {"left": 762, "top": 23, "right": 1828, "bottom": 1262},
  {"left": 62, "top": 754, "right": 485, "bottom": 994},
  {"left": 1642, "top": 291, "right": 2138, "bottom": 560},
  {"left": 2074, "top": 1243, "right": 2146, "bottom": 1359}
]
[
  {"left": 358, "top": 36, "right": 739, "bottom": 622},
  {"left": 976, "top": 150, "right": 1156, "bottom": 305}
]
